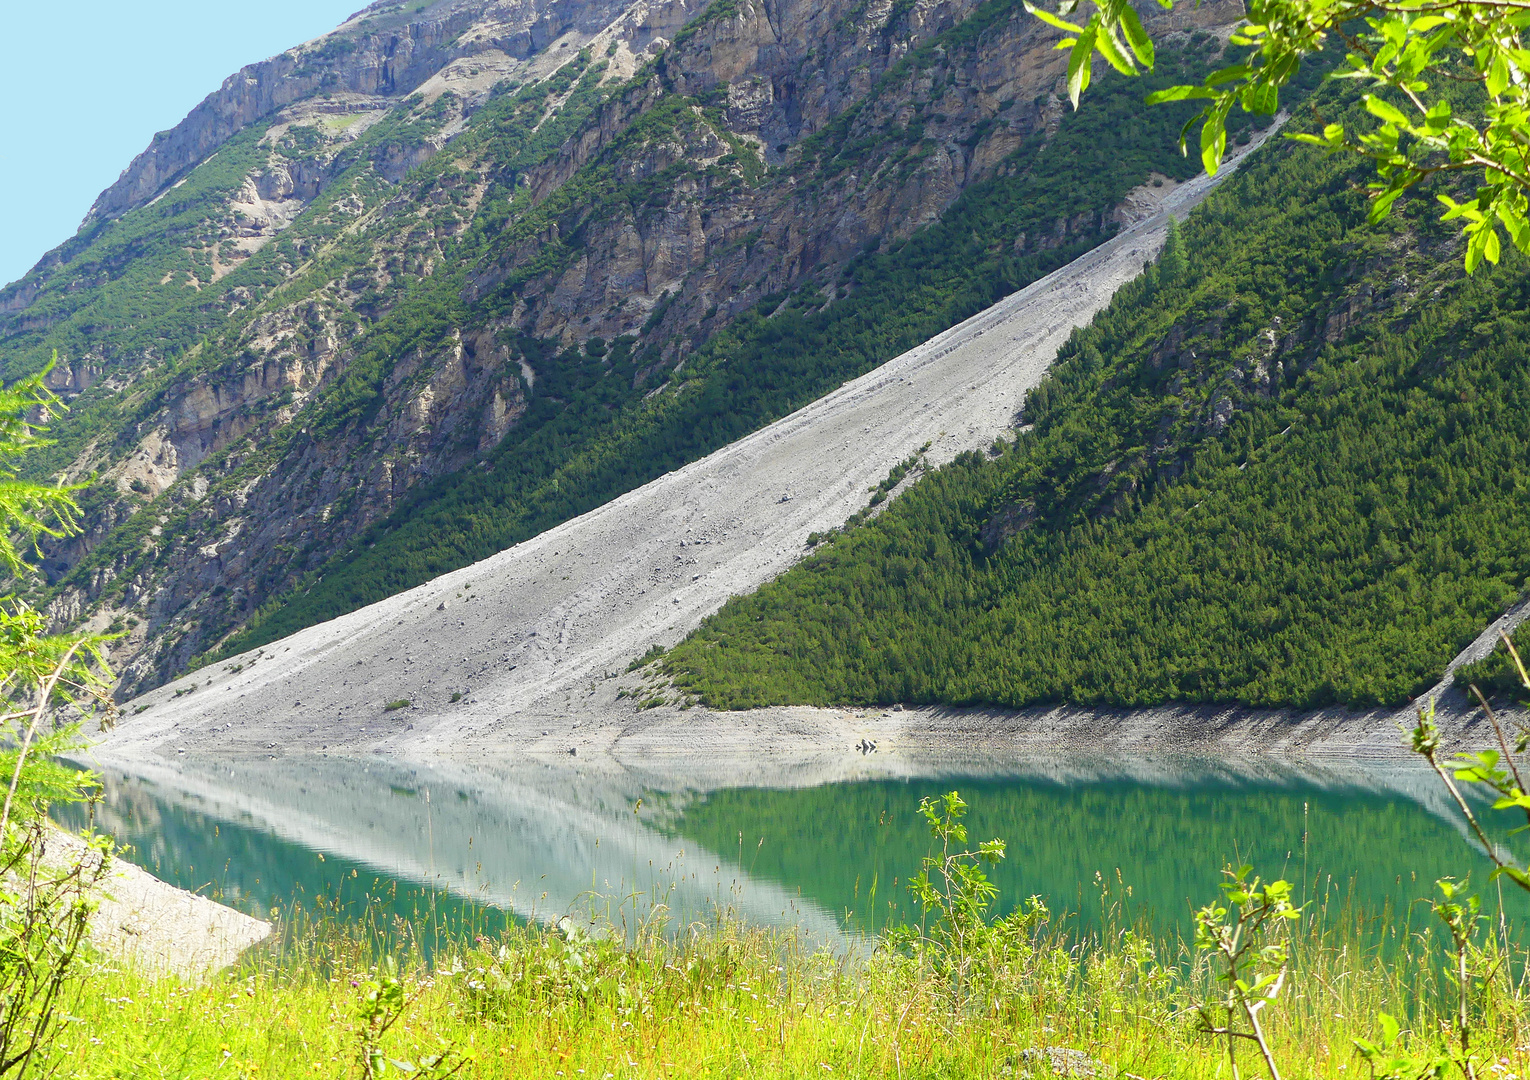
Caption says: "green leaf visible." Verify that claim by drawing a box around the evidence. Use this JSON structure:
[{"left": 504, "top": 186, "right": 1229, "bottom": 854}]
[
  {"left": 1498, "top": 866, "right": 1530, "bottom": 888},
  {"left": 1146, "top": 84, "right": 1217, "bottom": 104},
  {"left": 1118, "top": 4, "right": 1155, "bottom": 68},
  {"left": 1409, "top": 26, "right": 1459, "bottom": 73},
  {"left": 1363, "top": 95, "right": 1410, "bottom": 127},
  {"left": 1266, "top": 51, "right": 1299, "bottom": 86},
  {"left": 1206, "top": 63, "right": 1253, "bottom": 87},
  {"left": 1438, "top": 194, "right": 1483, "bottom": 222},
  {"left": 1423, "top": 98, "right": 1452, "bottom": 132},
  {"left": 1466, "top": 224, "right": 1490, "bottom": 273},
  {"left": 1512, "top": 218, "right": 1530, "bottom": 254},
  {"left": 1095, "top": 23, "right": 1138, "bottom": 75},
  {"left": 1023, "top": 2, "right": 1086, "bottom": 34},
  {"left": 1201, "top": 111, "right": 1228, "bottom": 175},
  {"left": 1067, "top": 27, "right": 1097, "bottom": 108},
  {"left": 1488, "top": 54, "right": 1510, "bottom": 98},
  {"left": 1242, "top": 81, "right": 1278, "bottom": 115},
  {"left": 1369, "top": 186, "right": 1405, "bottom": 224}
]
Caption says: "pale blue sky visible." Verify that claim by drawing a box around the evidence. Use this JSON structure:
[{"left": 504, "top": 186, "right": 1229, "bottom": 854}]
[{"left": 0, "top": 0, "right": 365, "bottom": 288}]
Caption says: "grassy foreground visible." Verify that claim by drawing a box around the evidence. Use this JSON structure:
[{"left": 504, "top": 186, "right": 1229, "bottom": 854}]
[{"left": 56, "top": 895, "right": 1530, "bottom": 1079}]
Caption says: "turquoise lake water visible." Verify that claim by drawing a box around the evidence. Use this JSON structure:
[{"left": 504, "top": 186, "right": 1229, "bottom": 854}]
[{"left": 58, "top": 751, "right": 1530, "bottom": 949}]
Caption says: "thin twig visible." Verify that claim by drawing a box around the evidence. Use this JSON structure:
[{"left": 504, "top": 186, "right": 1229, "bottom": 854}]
[
  {"left": 1467, "top": 684, "right": 1529, "bottom": 834},
  {"left": 0, "top": 641, "right": 84, "bottom": 842},
  {"left": 1418, "top": 705, "right": 1507, "bottom": 871}
]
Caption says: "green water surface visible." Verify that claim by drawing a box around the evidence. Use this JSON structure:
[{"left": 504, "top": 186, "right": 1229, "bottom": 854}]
[
  {"left": 59, "top": 756, "right": 1530, "bottom": 947},
  {"left": 671, "top": 774, "right": 1526, "bottom": 938}
]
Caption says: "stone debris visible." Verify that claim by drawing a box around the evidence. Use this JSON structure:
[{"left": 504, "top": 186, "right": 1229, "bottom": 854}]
[
  {"left": 1006, "top": 1047, "right": 1107, "bottom": 1078},
  {"left": 103, "top": 140, "right": 1286, "bottom": 761},
  {"left": 48, "top": 830, "right": 269, "bottom": 981}
]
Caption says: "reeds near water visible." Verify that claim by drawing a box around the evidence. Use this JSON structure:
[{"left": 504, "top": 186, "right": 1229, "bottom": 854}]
[{"left": 54, "top": 859, "right": 1530, "bottom": 1079}]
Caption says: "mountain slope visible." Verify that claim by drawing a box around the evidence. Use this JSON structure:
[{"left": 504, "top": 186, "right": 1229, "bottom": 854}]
[
  {"left": 2, "top": 0, "right": 1246, "bottom": 698},
  {"left": 96, "top": 155, "right": 1246, "bottom": 758},
  {"left": 661, "top": 88, "right": 1530, "bottom": 713}
]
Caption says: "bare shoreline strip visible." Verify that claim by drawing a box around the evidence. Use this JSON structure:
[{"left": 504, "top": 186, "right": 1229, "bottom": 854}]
[{"left": 45, "top": 829, "right": 270, "bottom": 980}]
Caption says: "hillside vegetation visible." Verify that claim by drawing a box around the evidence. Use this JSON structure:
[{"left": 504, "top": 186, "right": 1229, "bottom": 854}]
[
  {"left": 220, "top": 35, "right": 1269, "bottom": 658},
  {"left": 0, "top": 0, "right": 1262, "bottom": 695},
  {"left": 664, "top": 89, "right": 1530, "bottom": 711}
]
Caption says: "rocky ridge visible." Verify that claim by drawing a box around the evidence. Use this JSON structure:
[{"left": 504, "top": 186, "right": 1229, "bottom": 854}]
[{"left": 2, "top": 0, "right": 1241, "bottom": 698}]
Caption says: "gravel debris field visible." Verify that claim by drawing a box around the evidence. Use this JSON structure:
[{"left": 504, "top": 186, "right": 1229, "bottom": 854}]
[{"left": 98, "top": 124, "right": 1518, "bottom": 767}]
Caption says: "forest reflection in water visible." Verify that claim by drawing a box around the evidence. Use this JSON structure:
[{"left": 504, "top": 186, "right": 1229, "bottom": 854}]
[{"left": 58, "top": 749, "right": 1530, "bottom": 951}]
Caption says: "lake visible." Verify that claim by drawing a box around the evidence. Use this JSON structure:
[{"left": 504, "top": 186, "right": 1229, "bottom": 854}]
[{"left": 59, "top": 750, "right": 1530, "bottom": 950}]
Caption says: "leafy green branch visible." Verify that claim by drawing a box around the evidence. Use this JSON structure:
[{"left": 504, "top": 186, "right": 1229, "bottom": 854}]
[
  {"left": 1026, "top": 0, "right": 1530, "bottom": 270},
  {"left": 1390, "top": 636, "right": 1530, "bottom": 1079},
  {"left": 1412, "top": 634, "right": 1530, "bottom": 892},
  {"left": 1192, "top": 867, "right": 1303, "bottom": 1080},
  {"left": 903, "top": 791, "right": 1007, "bottom": 953},
  {"left": 0, "top": 357, "right": 119, "bottom": 1077},
  {"left": 355, "top": 957, "right": 469, "bottom": 1080},
  {"left": 0, "top": 359, "right": 89, "bottom": 577}
]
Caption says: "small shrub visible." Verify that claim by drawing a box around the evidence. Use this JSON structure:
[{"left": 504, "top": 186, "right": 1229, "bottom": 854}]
[
  {"left": 355, "top": 956, "right": 467, "bottom": 1079},
  {"left": 626, "top": 644, "right": 666, "bottom": 673},
  {"left": 384, "top": 700, "right": 412, "bottom": 712}
]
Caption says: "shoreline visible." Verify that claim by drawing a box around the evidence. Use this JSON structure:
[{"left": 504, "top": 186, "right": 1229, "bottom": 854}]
[
  {"left": 45, "top": 829, "right": 269, "bottom": 980},
  {"left": 92, "top": 647, "right": 1518, "bottom": 765}
]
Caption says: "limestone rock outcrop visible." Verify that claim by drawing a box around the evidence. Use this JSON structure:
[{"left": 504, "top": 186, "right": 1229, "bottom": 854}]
[{"left": 1, "top": 0, "right": 1240, "bottom": 697}]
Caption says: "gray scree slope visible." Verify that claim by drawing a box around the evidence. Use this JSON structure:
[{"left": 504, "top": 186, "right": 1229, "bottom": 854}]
[{"left": 101, "top": 140, "right": 1276, "bottom": 759}]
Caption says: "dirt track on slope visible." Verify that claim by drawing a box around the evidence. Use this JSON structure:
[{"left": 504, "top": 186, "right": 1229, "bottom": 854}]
[{"left": 100, "top": 123, "right": 1521, "bottom": 768}]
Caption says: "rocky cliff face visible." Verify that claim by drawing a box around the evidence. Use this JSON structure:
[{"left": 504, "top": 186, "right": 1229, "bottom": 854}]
[
  {"left": 1, "top": 0, "right": 1241, "bottom": 697},
  {"left": 86, "top": 0, "right": 694, "bottom": 223}
]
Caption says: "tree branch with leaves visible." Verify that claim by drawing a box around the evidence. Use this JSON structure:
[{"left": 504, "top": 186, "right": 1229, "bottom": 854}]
[
  {"left": 1192, "top": 867, "right": 1303, "bottom": 1080},
  {"left": 0, "top": 356, "right": 118, "bottom": 1077},
  {"left": 1025, "top": 0, "right": 1530, "bottom": 271}
]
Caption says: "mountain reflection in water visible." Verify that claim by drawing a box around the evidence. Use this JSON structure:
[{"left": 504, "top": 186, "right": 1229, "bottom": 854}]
[{"left": 60, "top": 750, "right": 1530, "bottom": 946}]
